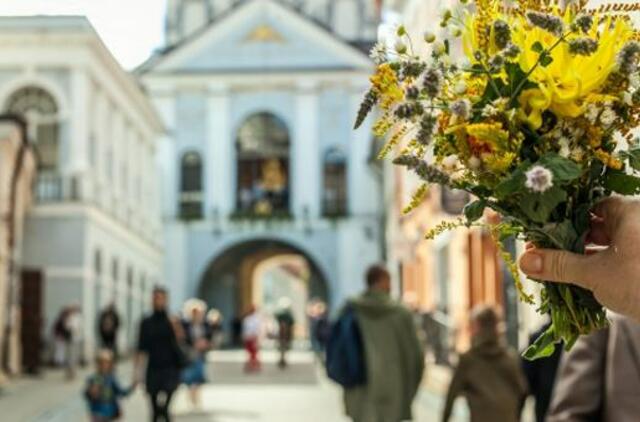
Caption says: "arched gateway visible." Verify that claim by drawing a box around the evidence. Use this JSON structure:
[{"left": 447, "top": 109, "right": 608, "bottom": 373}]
[{"left": 198, "top": 239, "right": 330, "bottom": 341}]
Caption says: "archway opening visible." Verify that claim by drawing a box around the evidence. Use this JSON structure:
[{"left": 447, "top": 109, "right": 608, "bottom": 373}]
[{"left": 198, "top": 240, "right": 329, "bottom": 347}]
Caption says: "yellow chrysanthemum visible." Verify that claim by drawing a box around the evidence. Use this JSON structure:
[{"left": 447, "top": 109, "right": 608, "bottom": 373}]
[{"left": 512, "top": 15, "right": 633, "bottom": 128}]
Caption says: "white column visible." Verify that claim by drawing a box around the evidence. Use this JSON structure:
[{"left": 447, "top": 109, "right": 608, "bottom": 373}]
[
  {"left": 151, "top": 96, "right": 177, "bottom": 218},
  {"left": 207, "top": 84, "right": 232, "bottom": 216},
  {"left": 69, "top": 68, "right": 90, "bottom": 198},
  {"left": 349, "top": 86, "right": 375, "bottom": 215},
  {"left": 292, "top": 82, "right": 320, "bottom": 218}
]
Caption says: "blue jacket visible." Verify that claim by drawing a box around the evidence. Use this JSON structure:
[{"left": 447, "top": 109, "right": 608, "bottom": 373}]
[{"left": 85, "top": 374, "right": 132, "bottom": 419}]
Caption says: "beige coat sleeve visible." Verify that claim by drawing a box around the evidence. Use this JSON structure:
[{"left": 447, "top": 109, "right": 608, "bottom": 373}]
[{"left": 546, "top": 327, "right": 608, "bottom": 422}]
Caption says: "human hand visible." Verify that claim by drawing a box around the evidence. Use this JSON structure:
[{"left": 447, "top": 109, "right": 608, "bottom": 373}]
[
  {"left": 88, "top": 384, "right": 100, "bottom": 399},
  {"left": 518, "top": 197, "right": 640, "bottom": 322}
]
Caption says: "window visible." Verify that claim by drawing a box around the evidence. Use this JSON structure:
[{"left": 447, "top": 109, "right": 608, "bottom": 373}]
[
  {"left": 112, "top": 258, "right": 119, "bottom": 283},
  {"left": 180, "top": 151, "right": 203, "bottom": 219},
  {"left": 94, "top": 249, "right": 102, "bottom": 275},
  {"left": 323, "top": 148, "right": 347, "bottom": 217},
  {"left": 236, "top": 112, "right": 290, "bottom": 215},
  {"left": 5, "top": 86, "right": 59, "bottom": 171}
]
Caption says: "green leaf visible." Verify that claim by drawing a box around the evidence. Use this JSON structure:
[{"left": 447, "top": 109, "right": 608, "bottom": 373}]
[
  {"left": 505, "top": 62, "right": 537, "bottom": 102},
  {"left": 540, "top": 53, "right": 554, "bottom": 67},
  {"left": 538, "top": 154, "right": 582, "bottom": 183},
  {"left": 531, "top": 41, "right": 544, "bottom": 53},
  {"left": 520, "top": 186, "right": 567, "bottom": 223},
  {"left": 604, "top": 170, "right": 640, "bottom": 195},
  {"left": 624, "top": 147, "right": 640, "bottom": 171},
  {"left": 523, "top": 326, "right": 558, "bottom": 360},
  {"left": 542, "top": 220, "right": 578, "bottom": 250},
  {"left": 495, "top": 167, "right": 526, "bottom": 199},
  {"left": 464, "top": 200, "right": 486, "bottom": 223}
]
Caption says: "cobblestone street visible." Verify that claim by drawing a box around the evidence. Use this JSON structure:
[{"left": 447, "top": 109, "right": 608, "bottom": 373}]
[{"left": 1, "top": 350, "right": 467, "bottom": 422}]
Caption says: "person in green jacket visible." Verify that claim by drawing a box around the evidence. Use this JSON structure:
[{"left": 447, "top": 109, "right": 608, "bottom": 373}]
[
  {"left": 442, "top": 305, "right": 528, "bottom": 422},
  {"left": 344, "top": 264, "right": 425, "bottom": 422}
]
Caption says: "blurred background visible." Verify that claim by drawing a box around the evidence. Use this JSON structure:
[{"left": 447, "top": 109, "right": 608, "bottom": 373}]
[{"left": 0, "top": 0, "right": 549, "bottom": 421}]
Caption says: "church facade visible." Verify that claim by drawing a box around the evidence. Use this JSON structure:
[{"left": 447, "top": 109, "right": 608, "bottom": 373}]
[{"left": 139, "top": 0, "right": 383, "bottom": 326}]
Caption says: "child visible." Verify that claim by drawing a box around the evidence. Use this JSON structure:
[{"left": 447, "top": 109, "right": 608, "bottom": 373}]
[{"left": 85, "top": 349, "right": 135, "bottom": 421}]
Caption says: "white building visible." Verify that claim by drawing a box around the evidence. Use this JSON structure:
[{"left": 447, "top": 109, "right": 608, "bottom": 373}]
[
  {"left": 139, "top": 0, "right": 383, "bottom": 332},
  {"left": 0, "top": 16, "right": 165, "bottom": 360}
]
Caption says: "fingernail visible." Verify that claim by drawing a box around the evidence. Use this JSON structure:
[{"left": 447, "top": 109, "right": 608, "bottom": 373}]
[{"left": 520, "top": 252, "right": 543, "bottom": 274}]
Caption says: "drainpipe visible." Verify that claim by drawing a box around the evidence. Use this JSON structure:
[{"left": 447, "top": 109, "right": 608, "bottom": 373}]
[{"left": 1, "top": 115, "right": 30, "bottom": 374}]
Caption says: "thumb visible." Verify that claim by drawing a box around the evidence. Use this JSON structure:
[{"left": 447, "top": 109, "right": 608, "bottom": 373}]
[{"left": 518, "top": 249, "right": 597, "bottom": 289}]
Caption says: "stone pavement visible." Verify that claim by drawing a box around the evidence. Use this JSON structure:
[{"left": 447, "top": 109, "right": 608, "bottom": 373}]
[{"left": 1, "top": 350, "right": 468, "bottom": 422}]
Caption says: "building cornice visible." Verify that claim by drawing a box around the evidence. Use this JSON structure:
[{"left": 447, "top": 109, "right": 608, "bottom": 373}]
[{"left": 0, "top": 19, "right": 165, "bottom": 136}]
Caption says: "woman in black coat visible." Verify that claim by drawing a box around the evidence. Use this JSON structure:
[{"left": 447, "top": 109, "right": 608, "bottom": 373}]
[{"left": 136, "top": 288, "right": 185, "bottom": 422}]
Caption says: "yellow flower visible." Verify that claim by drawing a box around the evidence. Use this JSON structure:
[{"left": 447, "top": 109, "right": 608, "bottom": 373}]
[
  {"left": 484, "top": 152, "right": 517, "bottom": 173},
  {"left": 466, "top": 122, "right": 510, "bottom": 151},
  {"left": 594, "top": 149, "right": 624, "bottom": 170},
  {"left": 370, "top": 64, "right": 404, "bottom": 110},
  {"left": 512, "top": 16, "right": 633, "bottom": 128}
]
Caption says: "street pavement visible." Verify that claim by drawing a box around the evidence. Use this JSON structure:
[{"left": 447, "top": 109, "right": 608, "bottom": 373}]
[{"left": 1, "top": 350, "right": 468, "bottom": 422}]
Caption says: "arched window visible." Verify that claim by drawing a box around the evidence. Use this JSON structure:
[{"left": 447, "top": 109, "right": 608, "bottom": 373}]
[
  {"left": 236, "top": 112, "right": 290, "bottom": 215},
  {"left": 180, "top": 151, "right": 203, "bottom": 219},
  {"left": 5, "top": 86, "right": 60, "bottom": 171},
  {"left": 323, "top": 148, "right": 347, "bottom": 216}
]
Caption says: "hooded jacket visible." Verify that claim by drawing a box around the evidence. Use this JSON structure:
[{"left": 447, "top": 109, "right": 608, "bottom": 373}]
[
  {"left": 441, "top": 334, "right": 527, "bottom": 422},
  {"left": 343, "top": 290, "right": 424, "bottom": 422}
]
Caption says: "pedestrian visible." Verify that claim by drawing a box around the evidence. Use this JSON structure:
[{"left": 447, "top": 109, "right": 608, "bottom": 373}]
[
  {"left": 84, "top": 349, "right": 135, "bottom": 421},
  {"left": 52, "top": 307, "right": 71, "bottom": 367},
  {"left": 64, "top": 304, "right": 83, "bottom": 380},
  {"left": 206, "top": 308, "right": 224, "bottom": 349},
  {"left": 98, "top": 303, "right": 121, "bottom": 358},
  {"left": 275, "top": 297, "right": 295, "bottom": 369},
  {"left": 547, "top": 312, "right": 640, "bottom": 421},
  {"left": 521, "top": 320, "right": 562, "bottom": 422},
  {"left": 340, "top": 264, "right": 425, "bottom": 422},
  {"left": 441, "top": 305, "right": 527, "bottom": 422},
  {"left": 181, "top": 298, "right": 213, "bottom": 409},
  {"left": 242, "top": 305, "right": 262, "bottom": 373},
  {"left": 308, "top": 300, "right": 329, "bottom": 357},
  {"left": 135, "top": 287, "right": 186, "bottom": 422},
  {"left": 231, "top": 315, "right": 242, "bottom": 348}
]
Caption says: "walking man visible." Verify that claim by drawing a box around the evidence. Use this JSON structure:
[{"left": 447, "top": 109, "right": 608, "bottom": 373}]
[
  {"left": 343, "top": 264, "right": 425, "bottom": 422},
  {"left": 135, "top": 287, "right": 185, "bottom": 422},
  {"left": 275, "top": 297, "right": 295, "bottom": 369}
]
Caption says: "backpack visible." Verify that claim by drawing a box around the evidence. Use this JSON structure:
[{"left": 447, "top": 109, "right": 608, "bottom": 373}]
[{"left": 325, "top": 304, "right": 367, "bottom": 387}]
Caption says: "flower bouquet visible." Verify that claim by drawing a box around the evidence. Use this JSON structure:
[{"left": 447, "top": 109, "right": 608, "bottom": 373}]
[{"left": 356, "top": 0, "right": 640, "bottom": 359}]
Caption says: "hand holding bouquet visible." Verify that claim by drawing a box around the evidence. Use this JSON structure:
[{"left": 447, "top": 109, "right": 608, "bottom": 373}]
[{"left": 356, "top": 0, "right": 640, "bottom": 359}]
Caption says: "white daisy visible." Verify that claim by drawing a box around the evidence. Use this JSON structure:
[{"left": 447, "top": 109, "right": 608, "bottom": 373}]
[
  {"left": 600, "top": 107, "right": 617, "bottom": 128},
  {"left": 369, "top": 42, "right": 387, "bottom": 64},
  {"left": 585, "top": 104, "right": 600, "bottom": 123},
  {"left": 525, "top": 166, "right": 554, "bottom": 193}
]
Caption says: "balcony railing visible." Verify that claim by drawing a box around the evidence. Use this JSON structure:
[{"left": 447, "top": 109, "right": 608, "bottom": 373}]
[{"left": 179, "top": 191, "right": 203, "bottom": 220}]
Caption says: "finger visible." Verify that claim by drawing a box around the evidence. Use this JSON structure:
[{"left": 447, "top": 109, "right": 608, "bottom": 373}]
[
  {"left": 592, "top": 197, "right": 631, "bottom": 238},
  {"left": 525, "top": 242, "right": 535, "bottom": 250},
  {"left": 518, "top": 248, "right": 598, "bottom": 290}
]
